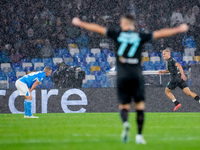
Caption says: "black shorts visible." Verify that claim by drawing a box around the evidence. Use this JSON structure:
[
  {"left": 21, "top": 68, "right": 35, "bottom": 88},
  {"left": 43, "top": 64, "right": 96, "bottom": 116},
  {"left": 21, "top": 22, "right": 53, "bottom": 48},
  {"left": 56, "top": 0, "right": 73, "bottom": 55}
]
[
  {"left": 117, "top": 73, "right": 145, "bottom": 104},
  {"left": 167, "top": 76, "right": 188, "bottom": 90}
]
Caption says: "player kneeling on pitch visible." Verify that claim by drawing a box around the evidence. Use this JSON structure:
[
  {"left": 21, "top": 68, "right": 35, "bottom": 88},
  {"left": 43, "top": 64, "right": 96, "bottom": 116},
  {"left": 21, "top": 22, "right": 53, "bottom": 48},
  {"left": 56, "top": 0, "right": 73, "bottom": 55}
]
[
  {"left": 159, "top": 49, "right": 200, "bottom": 111},
  {"left": 15, "top": 67, "right": 52, "bottom": 118}
]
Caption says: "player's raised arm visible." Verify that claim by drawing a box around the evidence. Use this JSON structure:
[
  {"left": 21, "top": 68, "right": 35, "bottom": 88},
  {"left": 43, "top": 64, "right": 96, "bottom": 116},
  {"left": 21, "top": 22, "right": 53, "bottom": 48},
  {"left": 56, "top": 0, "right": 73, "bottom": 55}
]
[
  {"left": 153, "top": 24, "right": 189, "bottom": 40},
  {"left": 29, "top": 79, "right": 40, "bottom": 93},
  {"left": 72, "top": 17, "right": 107, "bottom": 36}
]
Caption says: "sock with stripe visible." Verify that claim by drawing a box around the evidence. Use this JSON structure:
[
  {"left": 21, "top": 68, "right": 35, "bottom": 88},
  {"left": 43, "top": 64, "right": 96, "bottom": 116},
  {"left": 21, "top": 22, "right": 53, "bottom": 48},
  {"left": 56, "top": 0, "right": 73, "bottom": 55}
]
[{"left": 172, "top": 99, "right": 179, "bottom": 106}]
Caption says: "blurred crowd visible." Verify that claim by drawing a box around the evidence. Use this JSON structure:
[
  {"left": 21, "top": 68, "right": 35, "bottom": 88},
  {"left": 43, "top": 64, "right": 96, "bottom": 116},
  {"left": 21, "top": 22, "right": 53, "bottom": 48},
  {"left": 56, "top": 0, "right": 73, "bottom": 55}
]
[
  {"left": 0, "top": 0, "right": 128, "bottom": 63},
  {"left": 131, "top": 0, "right": 200, "bottom": 54},
  {"left": 0, "top": 0, "right": 200, "bottom": 63}
]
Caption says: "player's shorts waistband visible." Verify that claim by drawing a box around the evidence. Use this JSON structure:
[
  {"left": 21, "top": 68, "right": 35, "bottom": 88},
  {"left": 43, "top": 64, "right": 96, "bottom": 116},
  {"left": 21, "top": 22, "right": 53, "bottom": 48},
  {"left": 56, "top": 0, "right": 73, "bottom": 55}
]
[{"left": 119, "top": 57, "right": 139, "bottom": 64}]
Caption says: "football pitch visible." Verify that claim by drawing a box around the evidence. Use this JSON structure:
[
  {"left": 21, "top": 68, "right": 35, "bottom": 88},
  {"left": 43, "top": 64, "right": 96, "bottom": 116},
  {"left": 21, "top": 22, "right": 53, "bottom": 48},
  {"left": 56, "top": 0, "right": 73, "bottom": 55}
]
[{"left": 0, "top": 113, "right": 200, "bottom": 150}]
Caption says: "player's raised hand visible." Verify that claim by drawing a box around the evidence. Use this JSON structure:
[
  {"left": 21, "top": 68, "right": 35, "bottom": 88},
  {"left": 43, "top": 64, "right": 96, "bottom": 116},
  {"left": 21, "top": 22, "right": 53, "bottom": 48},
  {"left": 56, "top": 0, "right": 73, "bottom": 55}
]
[
  {"left": 178, "top": 24, "right": 189, "bottom": 33},
  {"left": 71, "top": 17, "right": 106, "bottom": 36},
  {"left": 72, "top": 17, "right": 82, "bottom": 26}
]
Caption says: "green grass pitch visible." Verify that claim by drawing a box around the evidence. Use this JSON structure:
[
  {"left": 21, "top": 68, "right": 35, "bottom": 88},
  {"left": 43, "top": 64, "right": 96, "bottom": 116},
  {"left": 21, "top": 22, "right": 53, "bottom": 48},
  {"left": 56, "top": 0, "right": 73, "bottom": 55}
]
[{"left": 0, "top": 113, "right": 200, "bottom": 150}]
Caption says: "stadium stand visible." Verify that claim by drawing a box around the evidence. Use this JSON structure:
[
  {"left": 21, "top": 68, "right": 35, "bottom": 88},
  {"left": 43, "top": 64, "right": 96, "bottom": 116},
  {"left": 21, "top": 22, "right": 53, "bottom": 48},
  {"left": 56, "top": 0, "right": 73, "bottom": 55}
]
[
  {"left": 150, "top": 56, "right": 160, "bottom": 63},
  {"left": 183, "top": 56, "right": 193, "bottom": 63},
  {"left": 193, "top": 56, "right": 200, "bottom": 63},
  {"left": 16, "top": 71, "right": 26, "bottom": 78},
  {"left": 22, "top": 63, "right": 32, "bottom": 69},
  {"left": 91, "top": 48, "right": 101, "bottom": 55},
  {"left": 53, "top": 57, "right": 63, "bottom": 65},
  {"left": 0, "top": 0, "right": 199, "bottom": 89},
  {"left": 34, "top": 62, "right": 44, "bottom": 70},
  {"left": 184, "top": 48, "right": 196, "bottom": 57},
  {"left": 69, "top": 48, "right": 80, "bottom": 56}
]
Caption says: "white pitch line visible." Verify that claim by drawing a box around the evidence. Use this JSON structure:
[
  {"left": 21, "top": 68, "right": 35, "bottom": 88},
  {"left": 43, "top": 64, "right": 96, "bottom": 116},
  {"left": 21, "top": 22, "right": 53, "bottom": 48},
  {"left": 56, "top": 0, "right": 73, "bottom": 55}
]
[
  {"left": 0, "top": 139, "right": 101, "bottom": 144},
  {"left": 72, "top": 133, "right": 119, "bottom": 137},
  {"left": 160, "top": 137, "right": 200, "bottom": 141}
]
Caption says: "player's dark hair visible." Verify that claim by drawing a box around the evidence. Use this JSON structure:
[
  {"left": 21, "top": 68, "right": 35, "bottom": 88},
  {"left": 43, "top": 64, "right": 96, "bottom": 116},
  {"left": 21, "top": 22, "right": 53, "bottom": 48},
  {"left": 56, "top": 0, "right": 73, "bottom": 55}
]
[
  {"left": 122, "top": 14, "right": 135, "bottom": 26},
  {"left": 44, "top": 66, "right": 52, "bottom": 72}
]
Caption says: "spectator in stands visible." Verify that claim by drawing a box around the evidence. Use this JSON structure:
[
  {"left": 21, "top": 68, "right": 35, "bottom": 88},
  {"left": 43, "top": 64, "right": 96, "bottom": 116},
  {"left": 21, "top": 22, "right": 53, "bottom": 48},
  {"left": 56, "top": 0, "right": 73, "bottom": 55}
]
[
  {"left": 182, "top": 6, "right": 188, "bottom": 17},
  {"left": 20, "top": 42, "right": 29, "bottom": 58},
  {"left": 0, "top": 44, "right": 10, "bottom": 63},
  {"left": 40, "top": 6, "right": 54, "bottom": 26},
  {"left": 154, "top": 38, "right": 169, "bottom": 53},
  {"left": 193, "top": 6, "right": 200, "bottom": 54},
  {"left": 52, "top": 24, "right": 68, "bottom": 48},
  {"left": 76, "top": 31, "right": 90, "bottom": 48},
  {"left": 32, "top": 15, "right": 42, "bottom": 39},
  {"left": 40, "top": 39, "right": 54, "bottom": 58},
  {"left": 33, "top": 15, "right": 41, "bottom": 29},
  {"left": 170, "top": 8, "right": 184, "bottom": 27},
  {"left": 182, "top": 31, "right": 196, "bottom": 49},
  {"left": 27, "top": 28, "right": 34, "bottom": 39},
  {"left": 138, "top": 14, "right": 147, "bottom": 30},
  {"left": 184, "top": 9, "right": 196, "bottom": 26},
  {"left": 66, "top": 25, "right": 80, "bottom": 39},
  {"left": 75, "top": 0, "right": 83, "bottom": 10},
  {"left": 9, "top": 48, "right": 23, "bottom": 63},
  {"left": 26, "top": 40, "right": 40, "bottom": 58},
  {"left": 129, "top": 0, "right": 136, "bottom": 17},
  {"left": 56, "top": 17, "right": 62, "bottom": 26},
  {"left": 159, "top": 10, "right": 169, "bottom": 28},
  {"left": 144, "top": 42, "right": 154, "bottom": 52}
]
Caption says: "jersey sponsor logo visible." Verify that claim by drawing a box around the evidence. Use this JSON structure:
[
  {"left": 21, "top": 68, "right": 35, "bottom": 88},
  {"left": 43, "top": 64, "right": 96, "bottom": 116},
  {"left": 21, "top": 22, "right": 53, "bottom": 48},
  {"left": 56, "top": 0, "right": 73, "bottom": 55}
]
[
  {"left": 119, "top": 56, "right": 139, "bottom": 64},
  {"left": 117, "top": 32, "right": 141, "bottom": 57}
]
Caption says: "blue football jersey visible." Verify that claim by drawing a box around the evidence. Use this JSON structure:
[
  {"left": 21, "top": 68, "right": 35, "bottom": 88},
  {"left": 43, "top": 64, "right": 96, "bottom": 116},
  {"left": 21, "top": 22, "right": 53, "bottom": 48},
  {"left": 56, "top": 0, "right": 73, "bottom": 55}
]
[{"left": 19, "top": 71, "right": 46, "bottom": 88}]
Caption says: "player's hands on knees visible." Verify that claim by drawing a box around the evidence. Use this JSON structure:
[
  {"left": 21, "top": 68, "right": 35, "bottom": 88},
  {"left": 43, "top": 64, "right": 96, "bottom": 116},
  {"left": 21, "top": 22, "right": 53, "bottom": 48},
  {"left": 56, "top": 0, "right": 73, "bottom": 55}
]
[
  {"left": 72, "top": 17, "right": 82, "bottom": 26},
  {"left": 181, "top": 74, "right": 187, "bottom": 81},
  {"left": 29, "top": 90, "right": 32, "bottom": 95}
]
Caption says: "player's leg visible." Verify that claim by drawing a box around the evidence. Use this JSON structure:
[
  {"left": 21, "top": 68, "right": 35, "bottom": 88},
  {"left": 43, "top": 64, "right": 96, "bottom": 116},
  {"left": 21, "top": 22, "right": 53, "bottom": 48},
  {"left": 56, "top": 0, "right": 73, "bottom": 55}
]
[
  {"left": 134, "top": 101, "right": 145, "bottom": 135},
  {"left": 117, "top": 78, "right": 131, "bottom": 143},
  {"left": 134, "top": 101, "right": 146, "bottom": 144},
  {"left": 15, "top": 80, "right": 38, "bottom": 118},
  {"left": 133, "top": 77, "right": 146, "bottom": 144},
  {"left": 24, "top": 94, "right": 38, "bottom": 118},
  {"left": 119, "top": 104, "right": 130, "bottom": 123},
  {"left": 165, "top": 87, "right": 176, "bottom": 100},
  {"left": 24, "top": 95, "right": 32, "bottom": 117},
  {"left": 182, "top": 87, "right": 200, "bottom": 103},
  {"left": 179, "top": 80, "right": 200, "bottom": 103},
  {"left": 182, "top": 87, "right": 197, "bottom": 97},
  {"left": 15, "top": 80, "right": 29, "bottom": 117},
  {"left": 165, "top": 82, "right": 181, "bottom": 111},
  {"left": 119, "top": 103, "right": 131, "bottom": 143}
]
